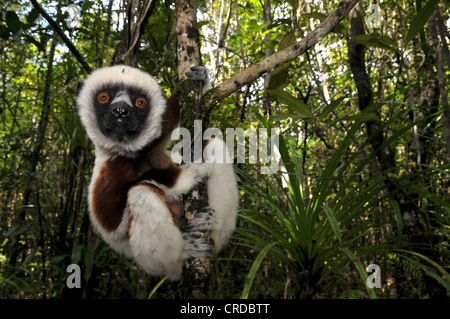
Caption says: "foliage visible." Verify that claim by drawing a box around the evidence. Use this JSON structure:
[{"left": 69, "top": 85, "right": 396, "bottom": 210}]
[{"left": 236, "top": 114, "right": 450, "bottom": 298}]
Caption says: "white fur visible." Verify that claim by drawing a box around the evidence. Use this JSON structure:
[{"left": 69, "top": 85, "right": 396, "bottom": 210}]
[
  {"left": 127, "top": 185, "right": 185, "bottom": 280},
  {"left": 111, "top": 90, "right": 133, "bottom": 106},
  {"left": 204, "top": 138, "right": 239, "bottom": 252}
]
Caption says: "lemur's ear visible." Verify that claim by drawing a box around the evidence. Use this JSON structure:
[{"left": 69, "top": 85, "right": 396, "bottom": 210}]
[{"left": 161, "top": 94, "right": 180, "bottom": 136}]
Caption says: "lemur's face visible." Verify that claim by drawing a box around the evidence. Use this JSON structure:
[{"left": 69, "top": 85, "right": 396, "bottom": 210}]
[
  {"left": 93, "top": 84, "right": 150, "bottom": 143},
  {"left": 77, "top": 65, "right": 167, "bottom": 156}
]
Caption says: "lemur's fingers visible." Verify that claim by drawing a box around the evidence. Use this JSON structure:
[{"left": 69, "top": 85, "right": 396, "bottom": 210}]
[
  {"left": 187, "top": 207, "right": 215, "bottom": 232},
  {"left": 182, "top": 232, "right": 214, "bottom": 258},
  {"left": 186, "top": 66, "right": 209, "bottom": 82}
]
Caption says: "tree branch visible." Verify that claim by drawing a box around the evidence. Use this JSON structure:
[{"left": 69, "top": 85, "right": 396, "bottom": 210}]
[
  {"left": 30, "top": 0, "right": 92, "bottom": 74},
  {"left": 206, "top": 0, "right": 360, "bottom": 107}
]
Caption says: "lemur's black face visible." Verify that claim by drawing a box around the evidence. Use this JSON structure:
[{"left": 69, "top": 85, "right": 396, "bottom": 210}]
[{"left": 94, "top": 84, "right": 151, "bottom": 142}]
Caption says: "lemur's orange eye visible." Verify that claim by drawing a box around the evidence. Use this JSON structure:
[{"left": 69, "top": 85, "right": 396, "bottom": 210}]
[
  {"left": 136, "top": 97, "right": 147, "bottom": 108},
  {"left": 97, "top": 92, "right": 110, "bottom": 104}
]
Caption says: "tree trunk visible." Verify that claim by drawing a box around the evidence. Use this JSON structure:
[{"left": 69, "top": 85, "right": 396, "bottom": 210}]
[
  {"left": 175, "top": 0, "right": 211, "bottom": 299},
  {"left": 348, "top": 4, "right": 394, "bottom": 171},
  {"left": 122, "top": 0, "right": 157, "bottom": 66}
]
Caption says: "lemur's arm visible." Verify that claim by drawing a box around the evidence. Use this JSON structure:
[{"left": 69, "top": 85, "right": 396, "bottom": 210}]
[
  {"left": 138, "top": 160, "right": 212, "bottom": 200},
  {"left": 140, "top": 66, "right": 212, "bottom": 198}
]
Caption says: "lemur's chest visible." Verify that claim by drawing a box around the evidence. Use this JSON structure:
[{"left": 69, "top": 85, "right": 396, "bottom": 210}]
[{"left": 90, "top": 149, "right": 182, "bottom": 232}]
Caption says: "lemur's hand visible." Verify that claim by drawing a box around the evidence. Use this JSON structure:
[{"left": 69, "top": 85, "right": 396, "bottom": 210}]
[{"left": 186, "top": 66, "right": 210, "bottom": 93}]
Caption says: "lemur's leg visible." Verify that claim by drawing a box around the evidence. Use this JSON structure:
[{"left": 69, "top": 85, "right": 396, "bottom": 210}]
[
  {"left": 127, "top": 183, "right": 212, "bottom": 280},
  {"left": 203, "top": 138, "right": 239, "bottom": 252}
]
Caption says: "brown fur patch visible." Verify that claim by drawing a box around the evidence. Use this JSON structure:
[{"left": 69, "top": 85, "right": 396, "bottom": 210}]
[
  {"left": 137, "top": 164, "right": 182, "bottom": 188},
  {"left": 92, "top": 157, "right": 136, "bottom": 232},
  {"left": 161, "top": 94, "right": 180, "bottom": 136}
]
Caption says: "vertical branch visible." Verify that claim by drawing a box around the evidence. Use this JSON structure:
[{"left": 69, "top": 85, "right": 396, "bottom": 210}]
[
  {"left": 121, "top": 0, "right": 156, "bottom": 66},
  {"left": 176, "top": 0, "right": 201, "bottom": 81},
  {"left": 176, "top": 0, "right": 206, "bottom": 124},
  {"left": 214, "top": 0, "right": 233, "bottom": 88},
  {"left": 175, "top": 0, "right": 211, "bottom": 298},
  {"left": 98, "top": 0, "right": 114, "bottom": 68},
  {"left": 262, "top": 0, "right": 273, "bottom": 116}
]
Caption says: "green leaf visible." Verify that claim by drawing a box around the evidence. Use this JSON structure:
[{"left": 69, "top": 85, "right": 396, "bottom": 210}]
[
  {"left": 269, "top": 114, "right": 309, "bottom": 122},
  {"left": 84, "top": 250, "right": 94, "bottom": 281},
  {"left": 23, "top": 35, "right": 45, "bottom": 52},
  {"left": 241, "top": 242, "right": 276, "bottom": 299},
  {"left": 354, "top": 33, "right": 396, "bottom": 51},
  {"left": 148, "top": 277, "right": 168, "bottom": 299},
  {"left": 341, "top": 248, "right": 377, "bottom": 299},
  {"left": 71, "top": 244, "right": 84, "bottom": 265},
  {"left": 303, "top": 12, "right": 327, "bottom": 21},
  {"left": 320, "top": 96, "right": 345, "bottom": 119},
  {"left": 390, "top": 199, "right": 403, "bottom": 246},
  {"left": 248, "top": 19, "right": 265, "bottom": 33},
  {"left": 0, "top": 25, "right": 10, "bottom": 40},
  {"left": 337, "top": 113, "right": 380, "bottom": 122},
  {"left": 26, "top": 8, "right": 40, "bottom": 26},
  {"left": 269, "top": 31, "right": 296, "bottom": 90},
  {"left": 6, "top": 11, "right": 22, "bottom": 35},
  {"left": 405, "top": 0, "right": 440, "bottom": 44},
  {"left": 267, "top": 89, "right": 314, "bottom": 118},
  {"left": 323, "top": 206, "right": 342, "bottom": 242},
  {"left": 394, "top": 249, "right": 450, "bottom": 291},
  {"left": 269, "top": 64, "right": 290, "bottom": 90},
  {"left": 197, "top": 21, "right": 209, "bottom": 29}
]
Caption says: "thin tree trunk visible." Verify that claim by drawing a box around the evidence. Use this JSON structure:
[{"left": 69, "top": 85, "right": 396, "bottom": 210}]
[
  {"left": 262, "top": 0, "right": 273, "bottom": 116},
  {"left": 122, "top": 0, "right": 156, "bottom": 66},
  {"left": 348, "top": 4, "right": 394, "bottom": 171},
  {"left": 98, "top": 0, "right": 114, "bottom": 68}
]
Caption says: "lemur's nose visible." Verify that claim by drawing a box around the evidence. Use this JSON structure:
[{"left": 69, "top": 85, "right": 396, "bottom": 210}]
[{"left": 111, "top": 102, "right": 131, "bottom": 118}]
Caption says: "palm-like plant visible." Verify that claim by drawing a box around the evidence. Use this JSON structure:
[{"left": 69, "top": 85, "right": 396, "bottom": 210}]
[{"left": 237, "top": 114, "right": 450, "bottom": 298}]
